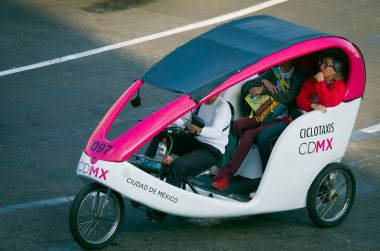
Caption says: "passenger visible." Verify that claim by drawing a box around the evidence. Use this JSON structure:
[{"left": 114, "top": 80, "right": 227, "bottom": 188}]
[
  {"left": 145, "top": 94, "right": 231, "bottom": 221},
  {"left": 212, "top": 60, "right": 306, "bottom": 190},
  {"left": 296, "top": 53, "right": 346, "bottom": 112},
  {"left": 257, "top": 53, "right": 346, "bottom": 173}
]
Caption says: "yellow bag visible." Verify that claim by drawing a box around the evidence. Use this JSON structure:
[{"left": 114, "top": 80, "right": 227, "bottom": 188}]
[
  {"left": 245, "top": 67, "right": 291, "bottom": 122},
  {"left": 245, "top": 94, "right": 278, "bottom": 122}
]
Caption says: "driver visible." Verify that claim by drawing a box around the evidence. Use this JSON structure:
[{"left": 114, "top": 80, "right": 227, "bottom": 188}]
[{"left": 145, "top": 94, "right": 231, "bottom": 222}]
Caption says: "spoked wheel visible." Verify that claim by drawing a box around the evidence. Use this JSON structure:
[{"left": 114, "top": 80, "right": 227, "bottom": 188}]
[
  {"left": 307, "top": 163, "right": 355, "bottom": 228},
  {"left": 69, "top": 183, "right": 125, "bottom": 250}
]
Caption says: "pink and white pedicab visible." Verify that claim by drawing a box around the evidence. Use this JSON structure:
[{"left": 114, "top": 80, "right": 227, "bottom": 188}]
[{"left": 69, "top": 16, "right": 365, "bottom": 249}]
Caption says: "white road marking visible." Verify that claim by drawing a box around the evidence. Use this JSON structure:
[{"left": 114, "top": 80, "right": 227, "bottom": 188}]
[
  {"left": 0, "top": 0, "right": 288, "bottom": 77},
  {"left": 360, "top": 123, "right": 380, "bottom": 134},
  {"left": 0, "top": 196, "right": 74, "bottom": 215},
  {"left": 351, "top": 123, "right": 380, "bottom": 141}
]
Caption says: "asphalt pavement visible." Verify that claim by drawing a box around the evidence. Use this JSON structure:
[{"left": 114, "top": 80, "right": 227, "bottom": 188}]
[{"left": 0, "top": 0, "right": 379, "bottom": 250}]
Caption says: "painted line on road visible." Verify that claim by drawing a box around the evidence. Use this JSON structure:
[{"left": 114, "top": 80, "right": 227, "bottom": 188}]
[
  {"left": 0, "top": 0, "right": 288, "bottom": 77},
  {"left": 0, "top": 196, "right": 74, "bottom": 215},
  {"left": 0, "top": 122, "right": 379, "bottom": 215},
  {"left": 360, "top": 123, "right": 380, "bottom": 134},
  {"left": 350, "top": 123, "right": 380, "bottom": 141}
]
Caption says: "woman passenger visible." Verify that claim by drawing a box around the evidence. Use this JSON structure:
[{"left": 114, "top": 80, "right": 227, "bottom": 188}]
[{"left": 296, "top": 54, "right": 346, "bottom": 112}]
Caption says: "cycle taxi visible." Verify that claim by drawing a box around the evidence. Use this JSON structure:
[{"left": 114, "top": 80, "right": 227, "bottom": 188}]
[{"left": 69, "top": 15, "right": 365, "bottom": 249}]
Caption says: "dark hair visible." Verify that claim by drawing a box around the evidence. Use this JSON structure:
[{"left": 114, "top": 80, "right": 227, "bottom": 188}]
[{"left": 320, "top": 51, "right": 347, "bottom": 80}]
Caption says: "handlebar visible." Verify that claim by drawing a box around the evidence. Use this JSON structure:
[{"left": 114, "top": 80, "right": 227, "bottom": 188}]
[{"left": 164, "top": 125, "right": 186, "bottom": 134}]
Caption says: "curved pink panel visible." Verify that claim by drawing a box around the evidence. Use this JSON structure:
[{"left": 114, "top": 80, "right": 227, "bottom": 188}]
[{"left": 85, "top": 79, "right": 197, "bottom": 163}]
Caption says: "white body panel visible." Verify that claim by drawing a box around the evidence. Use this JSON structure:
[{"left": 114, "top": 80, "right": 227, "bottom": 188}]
[
  {"left": 235, "top": 146, "right": 263, "bottom": 179},
  {"left": 77, "top": 98, "right": 360, "bottom": 217},
  {"left": 256, "top": 99, "right": 361, "bottom": 211},
  {"left": 77, "top": 153, "right": 257, "bottom": 218}
]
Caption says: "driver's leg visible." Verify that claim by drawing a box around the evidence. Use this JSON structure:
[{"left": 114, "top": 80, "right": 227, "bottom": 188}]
[{"left": 166, "top": 148, "right": 220, "bottom": 188}]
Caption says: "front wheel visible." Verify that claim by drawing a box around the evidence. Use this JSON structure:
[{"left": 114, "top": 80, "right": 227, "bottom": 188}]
[
  {"left": 69, "top": 183, "right": 125, "bottom": 250},
  {"left": 307, "top": 163, "right": 355, "bottom": 228}
]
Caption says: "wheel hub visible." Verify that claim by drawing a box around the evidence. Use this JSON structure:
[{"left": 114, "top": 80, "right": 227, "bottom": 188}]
[{"left": 328, "top": 189, "right": 338, "bottom": 202}]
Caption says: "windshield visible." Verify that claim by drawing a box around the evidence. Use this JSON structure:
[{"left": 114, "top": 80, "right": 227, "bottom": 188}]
[{"left": 106, "top": 83, "right": 182, "bottom": 144}]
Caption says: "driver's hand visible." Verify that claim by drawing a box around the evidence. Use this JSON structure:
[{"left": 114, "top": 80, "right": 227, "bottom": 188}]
[
  {"left": 187, "top": 124, "right": 202, "bottom": 135},
  {"left": 162, "top": 155, "right": 173, "bottom": 165}
]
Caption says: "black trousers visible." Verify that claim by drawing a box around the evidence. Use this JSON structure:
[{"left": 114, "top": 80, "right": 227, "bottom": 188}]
[{"left": 145, "top": 131, "right": 221, "bottom": 188}]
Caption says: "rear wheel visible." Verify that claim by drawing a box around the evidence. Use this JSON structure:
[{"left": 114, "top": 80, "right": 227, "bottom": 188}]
[
  {"left": 307, "top": 163, "right": 355, "bottom": 228},
  {"left": 69, "top": 183, "right": 125, "bottom": 250}
]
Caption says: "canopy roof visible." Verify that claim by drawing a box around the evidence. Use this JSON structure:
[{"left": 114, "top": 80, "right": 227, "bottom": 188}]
[{"left": 141, "top": 15, "right": 329, "bottom": 101}]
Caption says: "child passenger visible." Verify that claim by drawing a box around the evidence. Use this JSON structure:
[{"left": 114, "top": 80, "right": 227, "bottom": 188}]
[{"left": 212, "top": 60, "right": 306, "bottom": 190}]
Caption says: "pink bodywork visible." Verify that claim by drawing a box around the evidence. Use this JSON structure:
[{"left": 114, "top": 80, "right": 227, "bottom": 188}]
[{"left": 85, "top": 36, "right": 365, "bottom": 164}]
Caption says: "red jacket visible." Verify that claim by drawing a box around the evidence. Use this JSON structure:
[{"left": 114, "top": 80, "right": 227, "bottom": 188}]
[{"left": 296, "top": 76, "right": 346, "bottom": 112}]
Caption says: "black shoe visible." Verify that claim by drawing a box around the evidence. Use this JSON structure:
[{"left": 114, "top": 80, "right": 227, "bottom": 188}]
[{"left": 146, "top": 209, "right": 166, "bottom": 223}]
